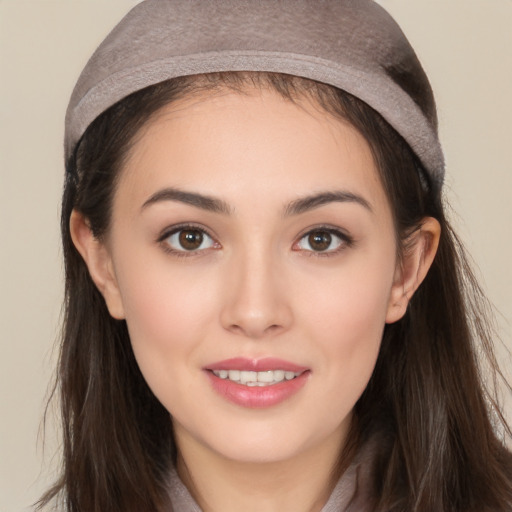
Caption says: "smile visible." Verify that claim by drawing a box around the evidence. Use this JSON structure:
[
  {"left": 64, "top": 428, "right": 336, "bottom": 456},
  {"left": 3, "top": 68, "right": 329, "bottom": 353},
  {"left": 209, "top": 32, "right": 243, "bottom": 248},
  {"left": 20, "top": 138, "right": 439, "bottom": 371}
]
[
  {"left": 211, "top": 369, "right": 301, "bottom": 386},
  {"left": 205, "top": 358, "right": 310, "bottom": 408}
]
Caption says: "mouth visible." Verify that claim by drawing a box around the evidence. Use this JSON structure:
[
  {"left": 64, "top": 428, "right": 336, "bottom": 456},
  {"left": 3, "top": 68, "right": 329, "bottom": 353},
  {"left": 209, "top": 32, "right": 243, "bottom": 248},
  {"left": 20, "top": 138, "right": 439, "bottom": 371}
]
[
  {"left": 211, "top": 369, "right": 302, "bottom": 387},
  {"left": 204, "top": 358, "right": 310, "bottom": 408}
]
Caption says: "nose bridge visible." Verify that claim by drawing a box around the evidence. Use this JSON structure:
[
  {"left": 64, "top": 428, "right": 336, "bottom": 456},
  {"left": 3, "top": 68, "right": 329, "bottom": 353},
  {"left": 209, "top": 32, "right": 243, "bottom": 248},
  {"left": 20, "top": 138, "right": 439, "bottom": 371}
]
[{"left": 220, "top": 241, "right": 292, "bottom": 338}]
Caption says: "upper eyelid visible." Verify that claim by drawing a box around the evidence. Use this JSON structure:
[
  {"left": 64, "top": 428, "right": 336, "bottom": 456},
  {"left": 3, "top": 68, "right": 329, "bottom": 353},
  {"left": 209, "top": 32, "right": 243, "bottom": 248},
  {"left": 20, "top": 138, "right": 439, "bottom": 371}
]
[
  {"left": 157, "top": 224, "right": 220, "bottom": 257},
  {"left": 296, "top": 224, "right": 352, "bottom": 240},
  {"left": 157, "top": 222, "right": 217, "bottom": 243},
  {"left": 293, "top": 226, "right": 354, "bottom": 252}
]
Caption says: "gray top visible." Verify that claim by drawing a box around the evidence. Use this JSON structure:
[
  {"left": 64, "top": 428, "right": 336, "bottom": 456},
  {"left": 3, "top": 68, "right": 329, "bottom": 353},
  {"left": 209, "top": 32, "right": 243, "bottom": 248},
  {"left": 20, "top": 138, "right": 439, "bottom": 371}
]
[
  {"left": 64, "top": 0, "right": 444, "bottom": 187},
  {"left": 167, "top": 467, "right": 362, "bottom": 511}
]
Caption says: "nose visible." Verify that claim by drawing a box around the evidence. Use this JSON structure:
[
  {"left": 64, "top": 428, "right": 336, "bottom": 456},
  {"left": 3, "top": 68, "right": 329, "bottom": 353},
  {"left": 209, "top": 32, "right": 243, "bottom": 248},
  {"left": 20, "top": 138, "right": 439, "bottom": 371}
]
[{"left": 219, "top": 250, "right": 293, "bottom": 339}]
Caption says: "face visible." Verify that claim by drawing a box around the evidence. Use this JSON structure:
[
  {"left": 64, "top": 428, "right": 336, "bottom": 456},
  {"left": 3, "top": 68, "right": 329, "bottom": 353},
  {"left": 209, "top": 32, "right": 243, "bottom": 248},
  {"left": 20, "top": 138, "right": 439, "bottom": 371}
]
[{"left": 92, "top": 88, "right": 405, "bottom": 465}]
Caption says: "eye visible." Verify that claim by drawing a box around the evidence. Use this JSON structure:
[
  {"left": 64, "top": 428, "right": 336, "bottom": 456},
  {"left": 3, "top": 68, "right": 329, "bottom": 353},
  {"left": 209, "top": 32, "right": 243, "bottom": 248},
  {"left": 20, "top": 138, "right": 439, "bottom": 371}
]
[
  {"left": 162, "top": 227, "right": 217, "bottom": 252},
  {"left": 294, "top": 228, "right": 351, "bottom": 254}
]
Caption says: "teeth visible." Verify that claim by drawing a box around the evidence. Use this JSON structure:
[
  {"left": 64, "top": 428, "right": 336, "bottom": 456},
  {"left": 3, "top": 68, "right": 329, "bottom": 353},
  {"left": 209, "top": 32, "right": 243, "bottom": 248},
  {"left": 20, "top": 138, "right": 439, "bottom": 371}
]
[
  {"left": 212, "top": 369, "right": 301, "bottom": 386},
  {"left": 258, "top": 370, "right": 276, "bottom": 383},
  {"left": 273, "top": 370, "right": 285, "bottom": 382},
  {"left": 228, "top": 370, "right": 240, "bottom": 381},
  {"left": 240, "top": 371, "right": 257, "bottom": 384}
]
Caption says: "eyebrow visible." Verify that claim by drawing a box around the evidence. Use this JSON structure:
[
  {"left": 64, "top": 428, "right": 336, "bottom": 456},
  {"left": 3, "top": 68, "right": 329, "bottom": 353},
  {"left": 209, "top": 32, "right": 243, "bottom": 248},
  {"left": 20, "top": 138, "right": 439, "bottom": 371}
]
[
  {"left": 141, "top": 187, "right": 232, "bottom": 215},
  {"left": 284, "top": 190, "right": 372, "bottom": 216},
  {"left": 141, "top": 187, "right": 372, "bottom": 216}
]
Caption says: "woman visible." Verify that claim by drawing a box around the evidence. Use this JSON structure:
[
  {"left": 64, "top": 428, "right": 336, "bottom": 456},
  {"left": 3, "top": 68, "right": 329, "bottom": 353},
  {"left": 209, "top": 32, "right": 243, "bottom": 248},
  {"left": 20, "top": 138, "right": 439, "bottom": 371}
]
[{"left": 39, "top": 1, "right": 512, "bottom": 510}]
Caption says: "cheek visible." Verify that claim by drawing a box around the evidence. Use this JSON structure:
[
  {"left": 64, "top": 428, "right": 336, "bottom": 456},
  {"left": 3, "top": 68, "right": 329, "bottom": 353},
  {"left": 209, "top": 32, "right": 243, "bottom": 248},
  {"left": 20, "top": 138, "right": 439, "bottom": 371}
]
[
  {"left": 302, "top": 252, "right": 394, "bottom": 339},
  {"left": 112, "top": 254, "right": 221, "bottom": 389},
  {"left": 297, "top": 253, "right": 395, "bottom": 403}
]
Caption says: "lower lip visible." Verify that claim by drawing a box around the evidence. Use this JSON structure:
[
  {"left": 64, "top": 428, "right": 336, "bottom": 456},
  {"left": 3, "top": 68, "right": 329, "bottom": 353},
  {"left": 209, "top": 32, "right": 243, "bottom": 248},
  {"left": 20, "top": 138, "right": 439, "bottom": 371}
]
[{"left": 205, "top": 371, "right": 310, "bottom": 408}]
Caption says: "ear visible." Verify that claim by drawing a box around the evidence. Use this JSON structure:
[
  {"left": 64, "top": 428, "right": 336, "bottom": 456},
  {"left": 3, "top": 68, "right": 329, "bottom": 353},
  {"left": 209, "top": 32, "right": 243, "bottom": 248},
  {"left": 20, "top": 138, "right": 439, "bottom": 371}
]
[
  {"left": 69, "top": 210, "right": 126, "bottom": 319},
  {"left": 386, "top": 217, "right": 441, "bottom": 324}
]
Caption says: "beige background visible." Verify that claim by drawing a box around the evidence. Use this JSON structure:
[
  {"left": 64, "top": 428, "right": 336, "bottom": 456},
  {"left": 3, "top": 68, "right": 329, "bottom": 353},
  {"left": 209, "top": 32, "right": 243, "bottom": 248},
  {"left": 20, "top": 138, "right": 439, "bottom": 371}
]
[{"left": 1, "top": 1, "right": 511, "bottom": 510}]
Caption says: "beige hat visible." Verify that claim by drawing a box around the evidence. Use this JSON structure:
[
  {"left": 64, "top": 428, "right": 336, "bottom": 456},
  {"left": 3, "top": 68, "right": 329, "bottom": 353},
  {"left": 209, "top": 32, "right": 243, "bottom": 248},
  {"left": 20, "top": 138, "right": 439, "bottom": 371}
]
[{"left": 65, "top": 0, "right": 444, "bottom": 187}]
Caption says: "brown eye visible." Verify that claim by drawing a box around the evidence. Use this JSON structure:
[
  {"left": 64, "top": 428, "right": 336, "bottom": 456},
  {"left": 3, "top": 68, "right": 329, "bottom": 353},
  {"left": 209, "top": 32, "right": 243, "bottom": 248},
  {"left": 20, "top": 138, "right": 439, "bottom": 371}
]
[
  {"left": 308, "top": 231, "right": 332, "bottom": 251},
  {"left": 164, "top": 227, "right": 215, "bottom": 252},
  {"left": 179, "top": 229, "right": 204, "bottom": 250},
  {"left": 295, "top": 228, "right": 348, "bottom": 253}
]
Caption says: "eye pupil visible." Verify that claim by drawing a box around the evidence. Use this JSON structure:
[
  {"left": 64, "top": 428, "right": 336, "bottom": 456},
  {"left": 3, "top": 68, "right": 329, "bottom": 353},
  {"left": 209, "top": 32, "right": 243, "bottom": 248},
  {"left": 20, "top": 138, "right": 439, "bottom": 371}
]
[
  {"left": 308, "top": 231, "right": 332, "bottom": 251},
  {"left": 179, "top": 229, "right": 203, "bottom": 250}
]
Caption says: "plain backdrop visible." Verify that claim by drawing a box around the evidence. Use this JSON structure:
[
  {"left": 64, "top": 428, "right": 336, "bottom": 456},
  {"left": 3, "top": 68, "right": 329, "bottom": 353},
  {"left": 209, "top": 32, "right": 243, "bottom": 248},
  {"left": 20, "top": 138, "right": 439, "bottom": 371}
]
[{"left": 1, "top": 1, "right": 511, "bottom": 510}]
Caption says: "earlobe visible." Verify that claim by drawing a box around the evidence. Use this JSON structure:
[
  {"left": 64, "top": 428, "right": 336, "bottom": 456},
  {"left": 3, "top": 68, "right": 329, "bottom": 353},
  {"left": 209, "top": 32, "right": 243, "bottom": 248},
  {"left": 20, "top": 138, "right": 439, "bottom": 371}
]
[
  {"left": 69, "top": 210, "right": 126, "bottom": 319},
  {"left": 386, "top": 217, "right": 441, "bottom": 324}
]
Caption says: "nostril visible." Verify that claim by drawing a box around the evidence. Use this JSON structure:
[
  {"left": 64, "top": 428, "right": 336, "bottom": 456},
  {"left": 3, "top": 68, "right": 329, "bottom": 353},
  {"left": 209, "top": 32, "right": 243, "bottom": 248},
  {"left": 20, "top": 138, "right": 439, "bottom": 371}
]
[
  {"left": 219, "top": 284, "right": 294, "bottom": 338},
  {"left": 225, "top": 321, "right": 284, "bottom": 339},
  {"left": 228, "top": 324, "right": 244, "bottom": 335}
]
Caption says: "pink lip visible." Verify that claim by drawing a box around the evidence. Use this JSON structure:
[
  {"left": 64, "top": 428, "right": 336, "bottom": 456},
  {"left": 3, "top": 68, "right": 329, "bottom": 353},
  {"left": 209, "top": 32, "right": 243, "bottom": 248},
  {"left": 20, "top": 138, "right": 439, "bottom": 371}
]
[
  {"left": 204, "top": 357, "right": 310, "bottom": 409},
  {"left": 205, "top": 357, "right": 308, "bottom": 373}
]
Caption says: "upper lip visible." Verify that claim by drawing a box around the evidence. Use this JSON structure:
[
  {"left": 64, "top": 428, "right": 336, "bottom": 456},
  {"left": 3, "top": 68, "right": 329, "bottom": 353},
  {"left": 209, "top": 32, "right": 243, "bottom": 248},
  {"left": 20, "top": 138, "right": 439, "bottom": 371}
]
[{"left": 205, "top": 357, "right": 309, "bottom": 373}]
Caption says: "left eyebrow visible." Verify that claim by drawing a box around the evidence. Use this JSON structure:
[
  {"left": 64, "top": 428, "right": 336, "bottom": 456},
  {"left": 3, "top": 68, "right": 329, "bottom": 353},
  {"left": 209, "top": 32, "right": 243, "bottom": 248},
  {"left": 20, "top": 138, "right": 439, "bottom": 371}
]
[{"left": 284, "top": 190, "right": 373, "bottom": 216}]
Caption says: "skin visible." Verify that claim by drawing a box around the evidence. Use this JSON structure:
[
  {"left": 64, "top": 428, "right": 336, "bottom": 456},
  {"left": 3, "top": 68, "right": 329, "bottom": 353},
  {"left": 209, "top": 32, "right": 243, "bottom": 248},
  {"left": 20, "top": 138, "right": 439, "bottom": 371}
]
[{"left": 71, "top": 87, "right": 440, "bottom": 512}]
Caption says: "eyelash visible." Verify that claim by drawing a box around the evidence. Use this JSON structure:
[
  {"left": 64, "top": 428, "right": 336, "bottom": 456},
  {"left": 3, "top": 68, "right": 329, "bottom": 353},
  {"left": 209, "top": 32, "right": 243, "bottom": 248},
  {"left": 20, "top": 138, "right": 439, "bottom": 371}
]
[
  {"left": 157, "top": 223, "right": 219, "bottom": 258},
  {"left": 157, "top": 224, "right": 354, "bottom": 258},
  {"left": 293, "top": 226, "right": 354, "bottom": 257}
]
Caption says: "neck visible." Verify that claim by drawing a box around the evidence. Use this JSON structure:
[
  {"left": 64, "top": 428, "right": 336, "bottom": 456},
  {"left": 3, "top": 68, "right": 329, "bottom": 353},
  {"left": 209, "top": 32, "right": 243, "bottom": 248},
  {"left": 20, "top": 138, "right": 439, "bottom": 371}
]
[{"left": 174, "top": 422, "right": 351, "bottom": 512}]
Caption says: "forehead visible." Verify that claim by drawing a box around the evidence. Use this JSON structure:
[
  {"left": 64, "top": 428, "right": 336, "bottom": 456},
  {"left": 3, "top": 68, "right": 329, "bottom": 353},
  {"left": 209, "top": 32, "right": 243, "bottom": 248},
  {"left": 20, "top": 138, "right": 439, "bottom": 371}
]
[{"left": 116, "top": 87, "right": 388, "bottom": 215}]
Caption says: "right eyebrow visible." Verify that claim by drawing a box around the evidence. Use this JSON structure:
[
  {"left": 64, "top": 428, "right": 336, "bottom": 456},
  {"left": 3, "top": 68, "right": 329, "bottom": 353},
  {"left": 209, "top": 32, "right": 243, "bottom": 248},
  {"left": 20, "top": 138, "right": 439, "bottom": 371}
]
[{"left": 141, "top": 187, "right": 233, "bottom": 215}]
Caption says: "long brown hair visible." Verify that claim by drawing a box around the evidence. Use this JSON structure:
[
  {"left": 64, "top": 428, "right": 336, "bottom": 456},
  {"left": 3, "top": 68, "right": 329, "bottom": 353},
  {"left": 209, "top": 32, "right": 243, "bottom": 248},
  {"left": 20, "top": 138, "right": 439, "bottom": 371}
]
[{"left": 39, "top": 72, "right": 512, "bottom": 511}]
